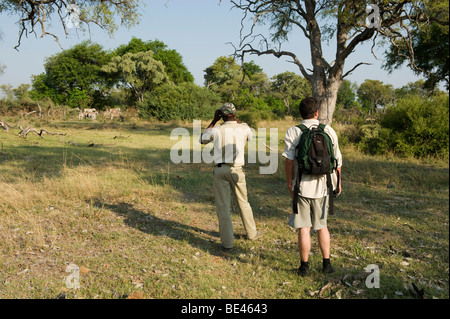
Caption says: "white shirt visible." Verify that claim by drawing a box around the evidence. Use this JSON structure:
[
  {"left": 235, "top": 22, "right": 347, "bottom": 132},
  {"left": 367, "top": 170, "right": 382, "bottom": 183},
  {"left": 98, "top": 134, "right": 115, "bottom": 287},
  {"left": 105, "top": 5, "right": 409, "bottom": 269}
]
[
  {"left": 282, "top": 119, "right": 342, "bottom": 199},
  {"left": 200, "top": 121, "right": 252, "bottom": 167}
]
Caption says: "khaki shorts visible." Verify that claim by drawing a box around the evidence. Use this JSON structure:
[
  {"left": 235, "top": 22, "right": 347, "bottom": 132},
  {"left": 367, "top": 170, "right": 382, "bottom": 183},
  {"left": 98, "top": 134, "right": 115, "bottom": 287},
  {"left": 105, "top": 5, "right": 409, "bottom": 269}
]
[{"left": 288, "top": 196, "right": 329, "bottom": 230}]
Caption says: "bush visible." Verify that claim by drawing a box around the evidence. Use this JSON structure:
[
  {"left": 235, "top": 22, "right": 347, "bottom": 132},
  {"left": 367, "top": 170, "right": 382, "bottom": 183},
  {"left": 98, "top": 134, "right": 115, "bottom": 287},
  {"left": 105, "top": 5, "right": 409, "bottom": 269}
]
[
  {"left": 237, "top": 109, "right": 277, "bottom": 129},
  {"left": 357, "top": 94, "right": 449, "bottom": 158},
  {"left": 0, "top": 99, "right": 20, "bottom": 116},
  {"left": 138, "top": 83, "right": 221, "bottom": 121},
  {"left": 264, "top": 95, "right": 286, "bottom": 118}
]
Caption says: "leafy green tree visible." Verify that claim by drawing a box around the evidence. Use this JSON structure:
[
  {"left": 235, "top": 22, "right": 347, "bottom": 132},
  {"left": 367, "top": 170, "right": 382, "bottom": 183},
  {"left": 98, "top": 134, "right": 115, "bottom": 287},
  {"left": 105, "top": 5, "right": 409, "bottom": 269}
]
[
  {"left": 242, "top": 60, "right": 263, "bottom": 78},
  {"left": 336, "top": 80, "right": 358, "bottom": 109},
  {"left": 395, "top": 80, "right": 430, "bottom": 99},
  {"left": 0, "top": 0, "right": 142, "bottom": 49},
  {"left": 383, "top": 2, "right": 449, "bottom": 90},
  {"left": 102, "top": 50, "right": 169, "bottom": 103},
  {"left": 204, "top": 56, "right": 243, "bottom": 100},
  {"left": 270, "top": 71, "right": 311, "bottom": 115},
  {"left": 12, "top": 83, "right": 31, "bottom": 101},
  {"left": 241, "top": 61, "right": 270, "bottom": 96},
  {"left": 0, "top": 84, "right": 13, "bottom": 101},
  {"left": 357, "top": 80, "right": 395, "bottom": 114},
  {"left": 204, "top": 57, "right": 271, "bottom": 106},
  {"left": 114, "top": 38, "right": 194, "bottom": 84},
  {"left": 30, "top": 41, "right": 111, "bottom": 108}
]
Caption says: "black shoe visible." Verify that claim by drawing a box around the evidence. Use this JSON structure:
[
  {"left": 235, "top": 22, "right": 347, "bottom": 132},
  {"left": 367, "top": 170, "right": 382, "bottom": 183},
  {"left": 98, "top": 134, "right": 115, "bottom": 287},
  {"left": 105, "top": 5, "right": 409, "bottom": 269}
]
[
  {"left": 297, "top": 263, "right": 310, "bottom": 277},
  {"left": 322, "top": 261, "right": 335, "bottom": 274}
]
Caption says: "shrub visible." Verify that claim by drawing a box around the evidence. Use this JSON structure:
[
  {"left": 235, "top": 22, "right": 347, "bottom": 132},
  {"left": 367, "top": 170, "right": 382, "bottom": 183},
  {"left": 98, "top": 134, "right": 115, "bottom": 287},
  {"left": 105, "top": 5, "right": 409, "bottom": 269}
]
[
  {"left": 138, "top": 83, "right": 221, "bottom": 121},
  {"left": 357, "top": 94, "right": 449, "bottom": 158},
  {"left": 237, "top": 111, "right": 260, "bottom": 129}
]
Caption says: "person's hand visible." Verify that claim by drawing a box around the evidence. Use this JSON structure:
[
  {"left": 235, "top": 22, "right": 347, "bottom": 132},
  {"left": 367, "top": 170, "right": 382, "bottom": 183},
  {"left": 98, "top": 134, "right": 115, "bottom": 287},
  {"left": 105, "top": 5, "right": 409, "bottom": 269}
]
[{"left": 287, "top": 183, "right": 293, "bottom": 199}]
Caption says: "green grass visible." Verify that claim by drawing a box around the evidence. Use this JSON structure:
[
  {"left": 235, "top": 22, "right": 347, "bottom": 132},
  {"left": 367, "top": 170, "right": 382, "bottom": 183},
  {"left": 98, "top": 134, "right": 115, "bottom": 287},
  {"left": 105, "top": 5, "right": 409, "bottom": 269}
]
[{"left": 0, "top": 117, "right": 448, "bottom": 299}]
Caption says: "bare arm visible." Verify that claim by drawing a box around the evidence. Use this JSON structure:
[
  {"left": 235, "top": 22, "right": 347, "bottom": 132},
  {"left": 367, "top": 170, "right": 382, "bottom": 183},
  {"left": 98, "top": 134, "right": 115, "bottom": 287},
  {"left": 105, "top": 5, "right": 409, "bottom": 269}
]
[
  {"left": 285, "top": 158, "right": 294, "bottom": 199},
  {"left": 336, "top": 166, "right": 342, "bottom": 196}
]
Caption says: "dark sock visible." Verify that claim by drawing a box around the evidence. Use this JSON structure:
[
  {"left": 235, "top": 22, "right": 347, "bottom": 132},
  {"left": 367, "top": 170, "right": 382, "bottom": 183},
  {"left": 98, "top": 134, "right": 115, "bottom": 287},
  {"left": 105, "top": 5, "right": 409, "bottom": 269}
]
[
  {"left": 301, "top": 260, "right": 309, "bottom": 268},
  {"left": 323, "top": 258, "right": 331, "bottom": 266}
]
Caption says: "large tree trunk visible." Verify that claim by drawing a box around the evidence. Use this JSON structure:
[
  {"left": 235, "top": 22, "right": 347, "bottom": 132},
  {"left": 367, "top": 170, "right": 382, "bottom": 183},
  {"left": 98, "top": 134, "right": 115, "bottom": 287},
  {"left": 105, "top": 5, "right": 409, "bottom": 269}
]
[
  {"left": 306, "top": 0, "right": 343, "bottom": 126},
  {"left": 312, "top": 77, "right": 342, "bottom": 125}
]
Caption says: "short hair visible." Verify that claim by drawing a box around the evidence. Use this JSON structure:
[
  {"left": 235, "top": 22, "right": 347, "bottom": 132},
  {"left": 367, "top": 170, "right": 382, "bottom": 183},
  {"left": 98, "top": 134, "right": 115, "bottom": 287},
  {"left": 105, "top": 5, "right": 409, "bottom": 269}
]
[{"left": 299, "top": 97, "right": 319, "bottom": 119}]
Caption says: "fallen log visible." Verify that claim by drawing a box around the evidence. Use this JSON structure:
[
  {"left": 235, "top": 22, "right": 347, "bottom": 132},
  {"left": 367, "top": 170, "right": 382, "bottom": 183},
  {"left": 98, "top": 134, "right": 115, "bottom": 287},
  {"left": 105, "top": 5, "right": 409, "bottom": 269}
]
[
  {"left": 18, "top": 126, "right": 67, "bottom": 139},
  {"left": 0, "top": 120, "right": 17, "bottom": 132}
]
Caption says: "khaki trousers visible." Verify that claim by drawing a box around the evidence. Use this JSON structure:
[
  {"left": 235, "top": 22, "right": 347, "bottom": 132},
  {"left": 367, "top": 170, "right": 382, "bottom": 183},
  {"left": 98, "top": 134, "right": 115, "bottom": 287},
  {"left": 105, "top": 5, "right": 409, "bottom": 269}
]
[{"left": 213, "top": 165, "right": 257, "bottom": 248}]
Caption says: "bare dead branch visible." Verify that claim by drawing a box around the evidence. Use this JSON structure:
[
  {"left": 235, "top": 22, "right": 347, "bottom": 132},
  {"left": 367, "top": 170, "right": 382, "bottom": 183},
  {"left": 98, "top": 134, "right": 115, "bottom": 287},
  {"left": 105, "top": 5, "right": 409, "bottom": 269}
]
[
  {"left": 342, "top": 62, "right": 373, "bottom": 79},
  {"left": 18, "top": 126, "right": 66, "bottom": 139},
  {"left": 0, "top": 119, "right": 20, "bottom": 132}
]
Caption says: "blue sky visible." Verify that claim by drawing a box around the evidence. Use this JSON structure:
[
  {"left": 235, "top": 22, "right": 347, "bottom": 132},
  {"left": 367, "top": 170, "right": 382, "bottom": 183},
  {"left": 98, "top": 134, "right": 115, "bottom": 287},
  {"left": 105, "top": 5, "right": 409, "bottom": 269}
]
[{"left": 0, "top": 0, "right": 423, "bottom": 93}]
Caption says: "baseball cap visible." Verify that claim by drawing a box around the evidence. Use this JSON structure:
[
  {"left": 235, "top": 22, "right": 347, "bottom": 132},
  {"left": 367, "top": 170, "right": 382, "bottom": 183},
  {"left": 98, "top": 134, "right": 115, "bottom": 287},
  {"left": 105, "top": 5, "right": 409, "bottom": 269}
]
[{"left": 219, "top": 102, "right": 236, "bottom": 115}]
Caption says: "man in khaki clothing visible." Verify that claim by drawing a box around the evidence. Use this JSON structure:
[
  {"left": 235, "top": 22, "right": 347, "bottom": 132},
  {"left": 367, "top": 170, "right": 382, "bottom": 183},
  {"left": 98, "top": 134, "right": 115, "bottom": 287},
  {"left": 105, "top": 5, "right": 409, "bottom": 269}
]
[{"left": 200, "top": 103, "right": 262, "bottom": 250}]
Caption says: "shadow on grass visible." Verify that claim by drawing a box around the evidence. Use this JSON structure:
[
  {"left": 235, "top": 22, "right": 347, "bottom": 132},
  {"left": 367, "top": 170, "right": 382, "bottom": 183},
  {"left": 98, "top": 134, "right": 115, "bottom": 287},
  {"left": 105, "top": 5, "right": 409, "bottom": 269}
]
[
  {"left": 93, "top": 201, "right": 250, "bottom": 258},
  {"left": 92, "top": 200, "right": 298, "bottom": 273}
]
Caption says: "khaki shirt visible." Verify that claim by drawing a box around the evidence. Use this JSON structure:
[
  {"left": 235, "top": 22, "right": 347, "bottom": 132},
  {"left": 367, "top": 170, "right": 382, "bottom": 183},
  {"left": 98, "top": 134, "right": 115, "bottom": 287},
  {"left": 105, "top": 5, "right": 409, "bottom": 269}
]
[
  {"left": 200, "top": 121, "right": 252, "bottom": 167},
  {"left": 282, "top": 119, "right": 342, "bottom": 199}
]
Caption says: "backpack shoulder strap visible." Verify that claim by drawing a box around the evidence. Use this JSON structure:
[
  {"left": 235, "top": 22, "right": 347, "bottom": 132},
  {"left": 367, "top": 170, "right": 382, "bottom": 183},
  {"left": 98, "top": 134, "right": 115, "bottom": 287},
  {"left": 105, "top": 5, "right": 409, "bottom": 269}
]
[
  {"left": 318, "top": 123, "right": 326, "bottom": 131},
  {"left": 296, "top": 124, "right": 309, "bottom": 133}
]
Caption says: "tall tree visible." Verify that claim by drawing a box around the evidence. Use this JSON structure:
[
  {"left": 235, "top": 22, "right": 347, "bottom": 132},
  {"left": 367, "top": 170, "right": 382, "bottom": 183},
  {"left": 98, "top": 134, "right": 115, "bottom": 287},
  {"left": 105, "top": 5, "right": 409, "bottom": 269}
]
[
  {"left": 204, "top": 56, "right": 243, "bottom": 100},
  {"left": 270, "top": 71, "right": 311, "bottom": 114},
  {"left": 357, "top": 79, "right": 395, "bottom": 113},
  {"left": 231, "top": 0, "right": 446, "bottom": 124},
  {"left": 242, "top": 61, "right": 269, "bottom": 95},
  {"left": 31, "top": 41, "right": 111, "bottom": 107},
  {"left": 114, "top": 38, "right": 194, "bottom": 84},
  {"left": 102, "top": 51, "right": 169, "bottom": 103},
  {"left": 336, "top": 79, "right": 357, "bottom": 109},
  {"left": 0, "top": 0, "right": 141, "bottom": 49}
]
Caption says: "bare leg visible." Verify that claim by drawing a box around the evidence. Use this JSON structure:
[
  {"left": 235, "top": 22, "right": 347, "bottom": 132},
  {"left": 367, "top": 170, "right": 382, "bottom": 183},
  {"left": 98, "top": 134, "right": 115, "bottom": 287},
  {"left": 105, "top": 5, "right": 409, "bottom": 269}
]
[
  {"left": 298, "top": 227, "right": 311, "bottom": 262},
  {"left": 317, "top": 227, "right": 331, "bottom": 259}
]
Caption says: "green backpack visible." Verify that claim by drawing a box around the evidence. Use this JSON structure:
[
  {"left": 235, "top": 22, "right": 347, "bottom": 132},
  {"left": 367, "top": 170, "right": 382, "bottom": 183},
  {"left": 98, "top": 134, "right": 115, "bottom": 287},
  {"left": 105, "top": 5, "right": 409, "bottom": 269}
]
[{"left": 293, "top": 123, "right": 339, "bottom": 215}]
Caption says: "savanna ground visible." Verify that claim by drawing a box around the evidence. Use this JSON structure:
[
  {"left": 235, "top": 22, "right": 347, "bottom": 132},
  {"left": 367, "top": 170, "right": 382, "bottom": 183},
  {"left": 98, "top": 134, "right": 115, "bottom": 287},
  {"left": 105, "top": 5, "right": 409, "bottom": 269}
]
[{"left": 0, "top": 116, "right": 448, "bottom": 299}]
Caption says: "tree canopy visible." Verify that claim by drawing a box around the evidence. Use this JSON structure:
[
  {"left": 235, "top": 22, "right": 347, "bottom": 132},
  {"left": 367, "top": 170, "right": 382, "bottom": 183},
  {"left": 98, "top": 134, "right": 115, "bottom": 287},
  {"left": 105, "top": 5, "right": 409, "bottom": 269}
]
[
  {"left": 270, "top": 71, "right": 311, "bottom": 114},
  {"left": 102, "top": 50, "right": 170, "bottom": 103},
  {"left": 231, "top": 0, "right": 448, "bottom": 124},
  {"left": 31, "top": 41, "right": 111, "bottom": 108},
  {"left": 114, "top": 38, "right": 194, "bottom": 85},
  {"left": 0, "top": 0, "right": 142, "bottom": 49},
  {"left": 357, "top": 80, "right": 395, "bottom": 113}
]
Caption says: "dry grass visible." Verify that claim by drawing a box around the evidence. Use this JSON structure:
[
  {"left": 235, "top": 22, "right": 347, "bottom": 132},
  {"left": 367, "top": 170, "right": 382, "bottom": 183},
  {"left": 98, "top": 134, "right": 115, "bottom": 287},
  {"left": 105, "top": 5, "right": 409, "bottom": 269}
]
[{"left": 0, "top": 117, "right": 448, "bottom": 299}]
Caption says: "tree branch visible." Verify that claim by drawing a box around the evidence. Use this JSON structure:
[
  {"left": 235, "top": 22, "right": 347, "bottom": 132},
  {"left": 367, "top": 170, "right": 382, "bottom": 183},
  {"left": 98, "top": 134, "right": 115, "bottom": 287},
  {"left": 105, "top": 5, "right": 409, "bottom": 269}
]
[
  {"left": 18, "top": 125, "right": 66, "bottom": 139},
  {"left": 9, "top": 0, "right": 141, "bottom": 49},
  {"left": 342, "top": 62, "right": 373, "bottom": 79}
]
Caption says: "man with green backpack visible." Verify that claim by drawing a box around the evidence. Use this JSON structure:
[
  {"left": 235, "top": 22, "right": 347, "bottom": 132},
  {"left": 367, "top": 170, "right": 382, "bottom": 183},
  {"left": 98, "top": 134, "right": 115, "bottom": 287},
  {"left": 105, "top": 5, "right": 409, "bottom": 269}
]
[{"left": 282, "top": 97, "right": 342, "bottom": 276}]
